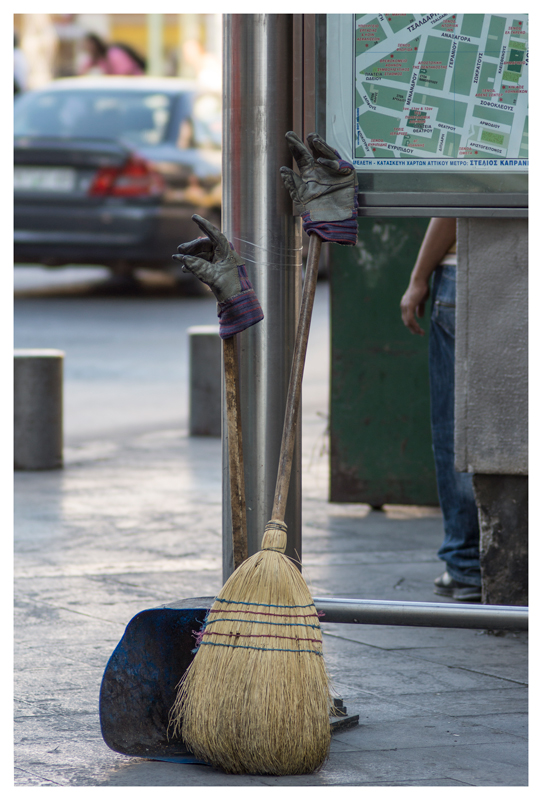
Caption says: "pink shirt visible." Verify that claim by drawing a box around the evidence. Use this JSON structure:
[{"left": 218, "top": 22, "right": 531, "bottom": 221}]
[
  {"left": 80, "top": 47, "right": 144, "bottom": 76},
  {"left": 104, "top": 47, "right": 144, "bottom": 76}
]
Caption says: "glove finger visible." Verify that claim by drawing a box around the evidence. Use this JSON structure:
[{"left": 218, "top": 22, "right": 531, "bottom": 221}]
[
  {"left": 172, "top": 254, "right": 195, "bottom": 274},
  {"left": 307, "top": 132, "right": 341, "bottom": 162},
  {"left": 172, "top": 253, "right": 212, "bottom": 278},
  {"left": 176, "top": 236, "right": 213, "bottom": 258},
  {"left": 279, "top": 167, "right": 304, "bottom": 206},
  {"left": 317, "top": 156, "right": 353, "bottom": 175},
  {"left": 305, "top": 132, "right": 323, "bottom": 161},
  {"left": 285, "top": 131, "right": 313, "bottom": 170},
  {"left": 192, "top": 214, "right": 230, "bottom": 260}
]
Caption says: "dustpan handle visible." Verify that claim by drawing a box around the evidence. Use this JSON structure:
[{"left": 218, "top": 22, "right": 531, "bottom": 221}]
[{"left": 271, "top": 233, "right": 322, "bottom": 522}]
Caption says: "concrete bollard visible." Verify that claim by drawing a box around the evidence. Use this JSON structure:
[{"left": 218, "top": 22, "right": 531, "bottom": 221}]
[
  {"left": 14, "top": 349, "right": 64, "bottom": 470},
  {"left": 188, "top": 326, "right": 221, "bottom": 437}
]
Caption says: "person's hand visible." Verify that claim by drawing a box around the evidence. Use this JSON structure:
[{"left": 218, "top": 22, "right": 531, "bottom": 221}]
[
  {"left": 400, "top": 279, "right": 430, "bottom": 336},
  {"left": 280, "top": 131, "right": 358, "bottom": 245},
  {"left": 173, "top": 215, "right": 264, "bottom": 339}
]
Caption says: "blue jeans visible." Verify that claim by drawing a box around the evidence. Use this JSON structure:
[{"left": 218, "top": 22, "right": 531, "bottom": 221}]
[{"left": 429, "top": 265, "right": 481, "bottom": 586}]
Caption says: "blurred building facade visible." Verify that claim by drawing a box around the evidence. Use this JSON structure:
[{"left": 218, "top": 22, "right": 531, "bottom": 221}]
[{"left": 13, "top": 13, "right": 221, "bottom": 89}]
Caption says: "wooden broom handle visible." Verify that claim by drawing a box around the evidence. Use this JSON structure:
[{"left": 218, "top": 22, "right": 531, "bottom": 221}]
[
  {"left": 271, "top": 233, "right": 322, "bottom": 522},
  {"left": 223, "top": 335, "right": 248, "bottom": 569}
]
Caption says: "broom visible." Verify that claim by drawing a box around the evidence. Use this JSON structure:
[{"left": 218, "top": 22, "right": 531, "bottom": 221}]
[{"left": 169, "top": 233, "right": 331, "bottom": 775}]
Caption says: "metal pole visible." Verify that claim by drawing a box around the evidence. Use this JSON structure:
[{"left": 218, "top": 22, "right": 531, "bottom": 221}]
[
  {"left": 170, "top": 596, "right": 528, "bottom": 632},
  {"left": 147, "top": 14, "right": 164, "bottom": 76},
  {"left": 314, "top": 597, "right": 528, "bottom": 631},
  {"left": 222, "top": 14, "right": 302, "bottom": 580}
]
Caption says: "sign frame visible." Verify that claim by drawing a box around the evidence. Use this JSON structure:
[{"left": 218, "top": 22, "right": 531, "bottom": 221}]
[{"left": 325, "top": 14, "right": 528, "bottom": 217}]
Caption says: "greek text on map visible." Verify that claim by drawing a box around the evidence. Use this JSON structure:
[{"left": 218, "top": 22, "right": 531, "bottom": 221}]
[{"left": 354, "top": 13, "right": 528, "bottom": 170}]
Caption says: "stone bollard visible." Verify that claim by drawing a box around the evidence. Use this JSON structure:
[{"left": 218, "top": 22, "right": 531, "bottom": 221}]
[
  {"left": 188, "top": 326, "right": 221, "bottom": 437},
  {"left": 14, "top": 349, "right": 64, "bottom": 470}
]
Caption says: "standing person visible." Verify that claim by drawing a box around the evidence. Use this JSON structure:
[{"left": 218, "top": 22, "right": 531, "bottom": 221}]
[
  {"left": 14, "top": 33, "right": 28, "bottom": 94},
  {"left": 400, "top": 218, "right": 481, "bottom": 601},
  {"left": 79, "top": 33, "right": 145, "bottom": 76}
]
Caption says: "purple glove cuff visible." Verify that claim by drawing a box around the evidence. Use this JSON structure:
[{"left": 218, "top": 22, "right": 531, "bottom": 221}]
[
  {"left": 218, "top": 289, "right": 264, "bottom": 339},
  {"left": 217, "top": 263, "right": 264, "bottom": 339},
  {"left": 302, "top": 216, "right": 358, "bottom": 245},
  {"left": 336, "top": 156, "right": 355, "bottom": 173}
]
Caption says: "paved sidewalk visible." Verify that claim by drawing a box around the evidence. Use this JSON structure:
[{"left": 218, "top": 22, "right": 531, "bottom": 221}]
[
  {"left": 13, "top": 282, "right": 528, "bottom": 787},
  {"left": 14, "top": 425, "right": 528, "bottom": 787}
]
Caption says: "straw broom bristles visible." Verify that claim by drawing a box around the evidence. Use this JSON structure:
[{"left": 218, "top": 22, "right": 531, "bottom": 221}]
[
  {"left": 170, "top": 233, "right": 330, "bottom": 774},
  {"left": 169, "top": 520, "right": 332, "bottom": 775}
]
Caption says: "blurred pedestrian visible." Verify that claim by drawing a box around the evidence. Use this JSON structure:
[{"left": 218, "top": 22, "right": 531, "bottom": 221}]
[
  {"left": 14, "top": 33, "right": 28, "bottom": 94},
  {"left": 79, "top": 32, "right": 145, "bottom": 76},
  {"left": 20, "top": 13, "right": 58, "bottom": 89},
  {"left": 400, "top": 218, "right": 481, "bottom": 602}
]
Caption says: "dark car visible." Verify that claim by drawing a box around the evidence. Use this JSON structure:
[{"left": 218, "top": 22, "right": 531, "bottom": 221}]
[{"left": 14, "top": 76, "right": 221, "bottom": 282}]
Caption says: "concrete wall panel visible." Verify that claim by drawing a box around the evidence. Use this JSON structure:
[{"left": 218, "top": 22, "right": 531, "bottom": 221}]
[{"left": 455, "top": 218, "right": 528, "bottom": 474}]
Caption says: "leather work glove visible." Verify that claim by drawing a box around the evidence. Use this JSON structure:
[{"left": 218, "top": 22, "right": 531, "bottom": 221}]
[
  {"left": 280, "top": 131, "right": 358, "bottom": 245},
  {"left": 173, "top": 214, "right": 264, "bottom": 339}
]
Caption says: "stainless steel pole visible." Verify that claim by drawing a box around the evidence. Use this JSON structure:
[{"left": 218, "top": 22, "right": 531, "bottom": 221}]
[
  {"left": 171, "top": 596, "right": 528, "bottom": 632},
  {"left": 222, "top": 14, "right": 302, "bottom": 580},
  {"left": 314, "top": 597, "right": 528, "bottom": 631}
]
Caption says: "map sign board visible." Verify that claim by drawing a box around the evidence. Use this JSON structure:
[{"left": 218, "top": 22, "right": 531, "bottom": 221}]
[{"left": 327, "top": 14, "right": 528, "bottom": 177}]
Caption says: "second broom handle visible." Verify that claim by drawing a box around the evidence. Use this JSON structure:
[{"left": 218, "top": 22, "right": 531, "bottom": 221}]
[{"left": 271, "top": 234, "right": 322, "bottom": 522}]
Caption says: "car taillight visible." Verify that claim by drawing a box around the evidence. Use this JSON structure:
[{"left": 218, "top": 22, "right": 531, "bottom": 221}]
[{"left": 89, "top": 155, "right": 165, "bottom": 197}]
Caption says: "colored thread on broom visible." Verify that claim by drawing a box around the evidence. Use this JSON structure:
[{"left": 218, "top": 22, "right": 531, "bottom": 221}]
[
  {"left": 208, "top": 608, "right": 319, "bottom": 619},
  {"left": 205, "top": 617, "right": 321, "bottom": 629},
  {"left": 198, "top": 640, "right": 324, "bottom": 655},
  {"left": 214, "top": 598, "right": 315, "bottom": 609},
  {"left": 200, "top": 630, "right": 323, "bottom": 644}
]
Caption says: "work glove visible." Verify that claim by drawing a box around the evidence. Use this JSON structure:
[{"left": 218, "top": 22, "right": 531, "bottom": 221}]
[
  {"left": 173, "top": 214, "right": 264, "bottom": 339},
  {"left": 280, "top": 131, "right": 358, "bottom": 245}
]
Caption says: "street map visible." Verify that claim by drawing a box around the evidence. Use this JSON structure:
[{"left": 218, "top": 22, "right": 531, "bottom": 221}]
[{"left": 354, "top": 13, "right": 528, "bottom": 170}]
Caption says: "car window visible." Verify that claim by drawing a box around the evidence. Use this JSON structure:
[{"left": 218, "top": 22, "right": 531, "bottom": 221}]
[{"left": 14, "top": 89, "right": 173, "bottom": 145}]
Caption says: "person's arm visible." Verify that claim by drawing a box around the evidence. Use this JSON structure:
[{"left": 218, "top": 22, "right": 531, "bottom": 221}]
[{"left": 400, "top": 217, "right": 456, "bottom": 336}]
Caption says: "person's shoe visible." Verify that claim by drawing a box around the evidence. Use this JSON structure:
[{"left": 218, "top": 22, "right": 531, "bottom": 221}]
[{"left": 434, "top": 571, "right": 481, "bottom": 602}]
